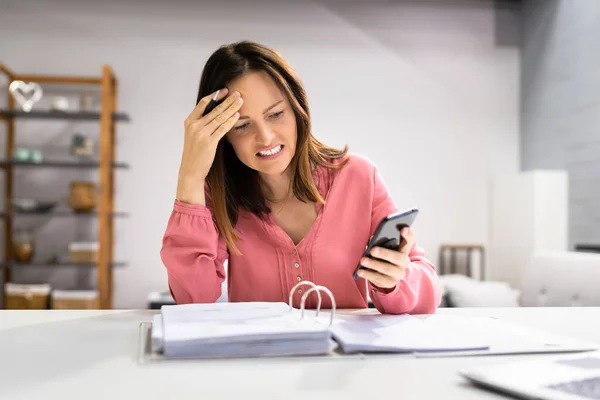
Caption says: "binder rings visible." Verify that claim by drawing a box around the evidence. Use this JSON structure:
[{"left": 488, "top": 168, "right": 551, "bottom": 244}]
[{"left": 150, "top": 280, "right": 498, "bottom": 360}]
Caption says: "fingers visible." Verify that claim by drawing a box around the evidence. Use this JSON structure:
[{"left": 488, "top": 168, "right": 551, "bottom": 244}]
[
  {"left": 188, "top": 88, "right": 229, "bottom": 121},
  {"left": 211, "top": 111, "right": 241, "bottom": 141},
  {"left": 204, "top": 93, "right": 244, "bottom": 134},
  {"left": 399, "top": 227, "right": 415, "bottom": 255},
  {"left": 360, "top": 256, "right": 406, "bottom": 280},
  {"left": 203, "top": 91, "right": 242, "bottom": 125},
  {"left": 356, "top": 268, "right": 397, "bottom": 289},
  {"left": 368, "top": 245, "right": 408, "bottom": 267},
  {"left": 357, "top": 228, "right": 415, "bottom": 289}
]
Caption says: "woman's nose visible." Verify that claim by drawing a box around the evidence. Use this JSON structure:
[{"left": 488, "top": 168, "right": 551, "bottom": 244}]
[{"left": 255, "top": 122, "right": 276, "bottom": 144}]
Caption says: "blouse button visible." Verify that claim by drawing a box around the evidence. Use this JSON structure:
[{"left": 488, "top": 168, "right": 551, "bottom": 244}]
[
  {"left": 296, "top": 276, "right": 302, "bottom": 282},
  {"left": 292, "top": 249, "right": 297, "bottom": 255},
  {"left": 294, "top": 263, "right": 300, "bottom": 268},
  {"left": 298, "top": 289, "right": 303, "bottom": 294}
]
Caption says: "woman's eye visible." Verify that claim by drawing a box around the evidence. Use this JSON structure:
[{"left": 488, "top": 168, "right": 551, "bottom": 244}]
[
  {"left": 232, "top": 111, "right": 283, "bottom": 131},
  {"left": 269, "top": 111, "right": 284, "bottom": 119},
  {"left": 233, "top": 123, "right": 249, "bottom": 131}
]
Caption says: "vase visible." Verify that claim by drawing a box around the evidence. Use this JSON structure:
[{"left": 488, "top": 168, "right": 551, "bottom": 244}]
[
  {"left": 68, "top": 181, "right": 97, "bottom": 213},
  {"left": 13, "top": 229, "right": 34, "bottom": 263}
]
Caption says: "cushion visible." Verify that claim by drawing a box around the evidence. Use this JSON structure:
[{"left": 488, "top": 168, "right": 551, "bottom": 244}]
[{"left": 440, "top": 274, "right": 521, "bottom": 307}]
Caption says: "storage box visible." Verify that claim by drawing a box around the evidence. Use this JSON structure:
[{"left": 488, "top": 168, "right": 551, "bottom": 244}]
[
  {"left": 51, "top": 290, "right": 99, "bottom": 309},
  {"left": 5, "top": 283, "right": 51, "bottom": 309},
  {"left": 69, "top": 241, "right": 98, "bottom": 264}
]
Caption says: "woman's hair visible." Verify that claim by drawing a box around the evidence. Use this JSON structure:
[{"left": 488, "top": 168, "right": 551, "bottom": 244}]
[{"left": 196, "top": 40, "right": 348, "bottom": 254}]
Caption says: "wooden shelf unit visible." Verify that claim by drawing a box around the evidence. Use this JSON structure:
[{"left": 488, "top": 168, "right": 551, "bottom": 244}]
[{"left": 0, "top": 63, "right": 129, "bottom": 309}]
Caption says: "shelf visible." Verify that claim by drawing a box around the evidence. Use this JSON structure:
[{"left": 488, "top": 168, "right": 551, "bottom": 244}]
[
  {"left": 0, "top": 109, "right": 130, "bottom": 122},
  {"left": 0, "top": 160, "right": 129, "bottom": 169},
  {"left": 0, "top": 211, "right": 129, "bottom": 218},
  {"left": 1, "top": 63, "right": 125, "bottom": 309},
  {"left": 0, "top": 261, "right": 126, "bottom": 269}
]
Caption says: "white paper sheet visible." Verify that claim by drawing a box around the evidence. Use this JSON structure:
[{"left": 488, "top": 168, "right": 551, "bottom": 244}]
[{"left": 323, "top": 313, "right": 490, "bottom": 353}]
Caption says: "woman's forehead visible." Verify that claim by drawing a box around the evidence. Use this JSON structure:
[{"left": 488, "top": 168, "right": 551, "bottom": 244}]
[{"left": 228, "top": 71, "right": 285, "bottom": 110}]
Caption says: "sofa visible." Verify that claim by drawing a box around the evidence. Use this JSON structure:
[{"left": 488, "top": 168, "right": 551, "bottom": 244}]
[{"left": 440, "top": 250, "right": 600, "bottom": 307}]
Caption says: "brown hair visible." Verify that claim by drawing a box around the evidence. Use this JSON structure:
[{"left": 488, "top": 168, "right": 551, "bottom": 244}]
[{"left": 197, "top": 41, "right": 348, "bottom": 254}]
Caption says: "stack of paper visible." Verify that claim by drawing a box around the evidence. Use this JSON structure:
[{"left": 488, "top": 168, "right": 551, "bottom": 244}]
[
  {"left": 324, "top": 313, "right": 491, "bottom": 353},
  {"left": 155, "top": 302, "right": 333, "bottom": 359}
]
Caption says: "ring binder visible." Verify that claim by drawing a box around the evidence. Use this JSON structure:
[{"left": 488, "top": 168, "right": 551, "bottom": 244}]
[
  {"left": 301, "top": 285, "right": 336, "bottom": 326},
  {"left": 289, "top": 280, "right": 322, "bottom": 315},
  {"left": 152, "top": 280, "right": 340, "bottom": 359}
]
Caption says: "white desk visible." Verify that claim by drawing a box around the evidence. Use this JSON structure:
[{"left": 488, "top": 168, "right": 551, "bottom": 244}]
[{"left": 1, "top": 307, "right": 599, "bottom": 400}]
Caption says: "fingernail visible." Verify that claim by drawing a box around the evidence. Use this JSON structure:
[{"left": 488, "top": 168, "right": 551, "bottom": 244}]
[
  {"left": 371, "top": 248, "right": 378, "bottom": 256},
  {"left": 358, "top": 271, "right": 364, "bottom": 277},
  {"left": 361, "top": 258, "right": 369, "bottom": 266}
]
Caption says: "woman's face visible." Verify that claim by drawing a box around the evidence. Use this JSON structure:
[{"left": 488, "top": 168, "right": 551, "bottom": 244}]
[{"left": 225, "top": 70, "right": 297, "bottom": 177}]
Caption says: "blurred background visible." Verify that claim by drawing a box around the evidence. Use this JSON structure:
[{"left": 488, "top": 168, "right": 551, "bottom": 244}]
[{"left": 0, "top": 0, "right": 598, "bottom": 310}]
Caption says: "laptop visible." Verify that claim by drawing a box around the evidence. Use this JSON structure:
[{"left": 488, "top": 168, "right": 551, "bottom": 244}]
[{"left": 460, "top": 351, "right": 600, "bottom": 399}]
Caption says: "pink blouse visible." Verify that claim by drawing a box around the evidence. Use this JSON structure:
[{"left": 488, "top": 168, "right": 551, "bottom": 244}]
[{"left": 160, "top": 154, "right": 441, "bottom": 314}]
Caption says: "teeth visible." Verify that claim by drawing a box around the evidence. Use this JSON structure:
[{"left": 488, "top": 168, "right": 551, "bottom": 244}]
[{"left": 258, "top": 145, "right": 282, "bottom": 156}]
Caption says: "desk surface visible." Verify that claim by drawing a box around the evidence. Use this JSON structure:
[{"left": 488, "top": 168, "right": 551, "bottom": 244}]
[{"left": 1, "top": 307, "right": 599, "bottom": 400}]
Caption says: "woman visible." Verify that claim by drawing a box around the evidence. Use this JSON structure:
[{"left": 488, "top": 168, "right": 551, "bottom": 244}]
[{"left": 160, "top": 40, "right": 441, "bottom": 315}]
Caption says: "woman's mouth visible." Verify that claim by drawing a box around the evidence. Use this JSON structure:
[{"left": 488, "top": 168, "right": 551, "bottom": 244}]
[{"left": 257, "top": 145, "right": 283, "bottom": 158}]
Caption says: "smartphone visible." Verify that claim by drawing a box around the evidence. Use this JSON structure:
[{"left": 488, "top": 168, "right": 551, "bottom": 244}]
[{"left": 353, "top": 208, "right": 419, "bottom": 279}]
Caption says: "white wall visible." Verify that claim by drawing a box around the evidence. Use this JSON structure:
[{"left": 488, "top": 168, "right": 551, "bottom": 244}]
[
  {"left": 489, "top": 170, "right": 568, "bottom": 288},
  {"left": 521, "top": 0, "right": 600, "bottom": 249},
  {"left": 0, "top": 0, "right": 520, "bottom": 308}
]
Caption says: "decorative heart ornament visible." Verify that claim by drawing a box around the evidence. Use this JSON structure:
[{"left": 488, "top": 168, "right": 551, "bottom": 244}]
[{"left": 9, "top": 80, "right": 43, "bottom": 112}]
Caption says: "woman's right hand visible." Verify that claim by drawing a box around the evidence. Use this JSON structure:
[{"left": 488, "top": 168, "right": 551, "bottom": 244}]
[{"left": 176, "top": 88, "right": 243, "bottom": 205}]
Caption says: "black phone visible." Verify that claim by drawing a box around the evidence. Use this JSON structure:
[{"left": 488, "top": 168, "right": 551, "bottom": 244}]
[{"left": 353, "top": 208, "right": 419, "bottom": 279}]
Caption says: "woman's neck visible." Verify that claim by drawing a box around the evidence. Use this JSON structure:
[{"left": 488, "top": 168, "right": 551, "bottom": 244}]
[{"left": 259, "top": 171, "right": 293, "bottom": 203}]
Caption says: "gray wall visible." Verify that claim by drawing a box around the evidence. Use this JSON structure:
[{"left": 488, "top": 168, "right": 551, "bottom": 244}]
[
  {"left": 0, "top": 0, "right": 521, "bottom": 307},
  {"left": 521, "top": 0, "right": 600, "bottom": 249}
]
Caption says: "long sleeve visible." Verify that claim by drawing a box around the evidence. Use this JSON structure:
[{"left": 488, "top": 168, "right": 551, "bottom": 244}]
[
  {"left": 369, "top": 244, "right": 442, "bottom": 314},
  {"left": 160, "top": 200, "right": 229, "bottom": 304},
  {"left": 367, "top": 166, "right": 442, "bottom": 315}
]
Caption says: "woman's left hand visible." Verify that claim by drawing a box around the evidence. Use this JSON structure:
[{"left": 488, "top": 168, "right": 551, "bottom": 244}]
[{"left": 357, "top": 227, "right": 416, "bottom": 289}]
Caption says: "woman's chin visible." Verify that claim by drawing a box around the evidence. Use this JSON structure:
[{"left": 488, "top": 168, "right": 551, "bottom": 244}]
[{"left": 252, "top": 155, "right": 293, "bottom": 176}]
